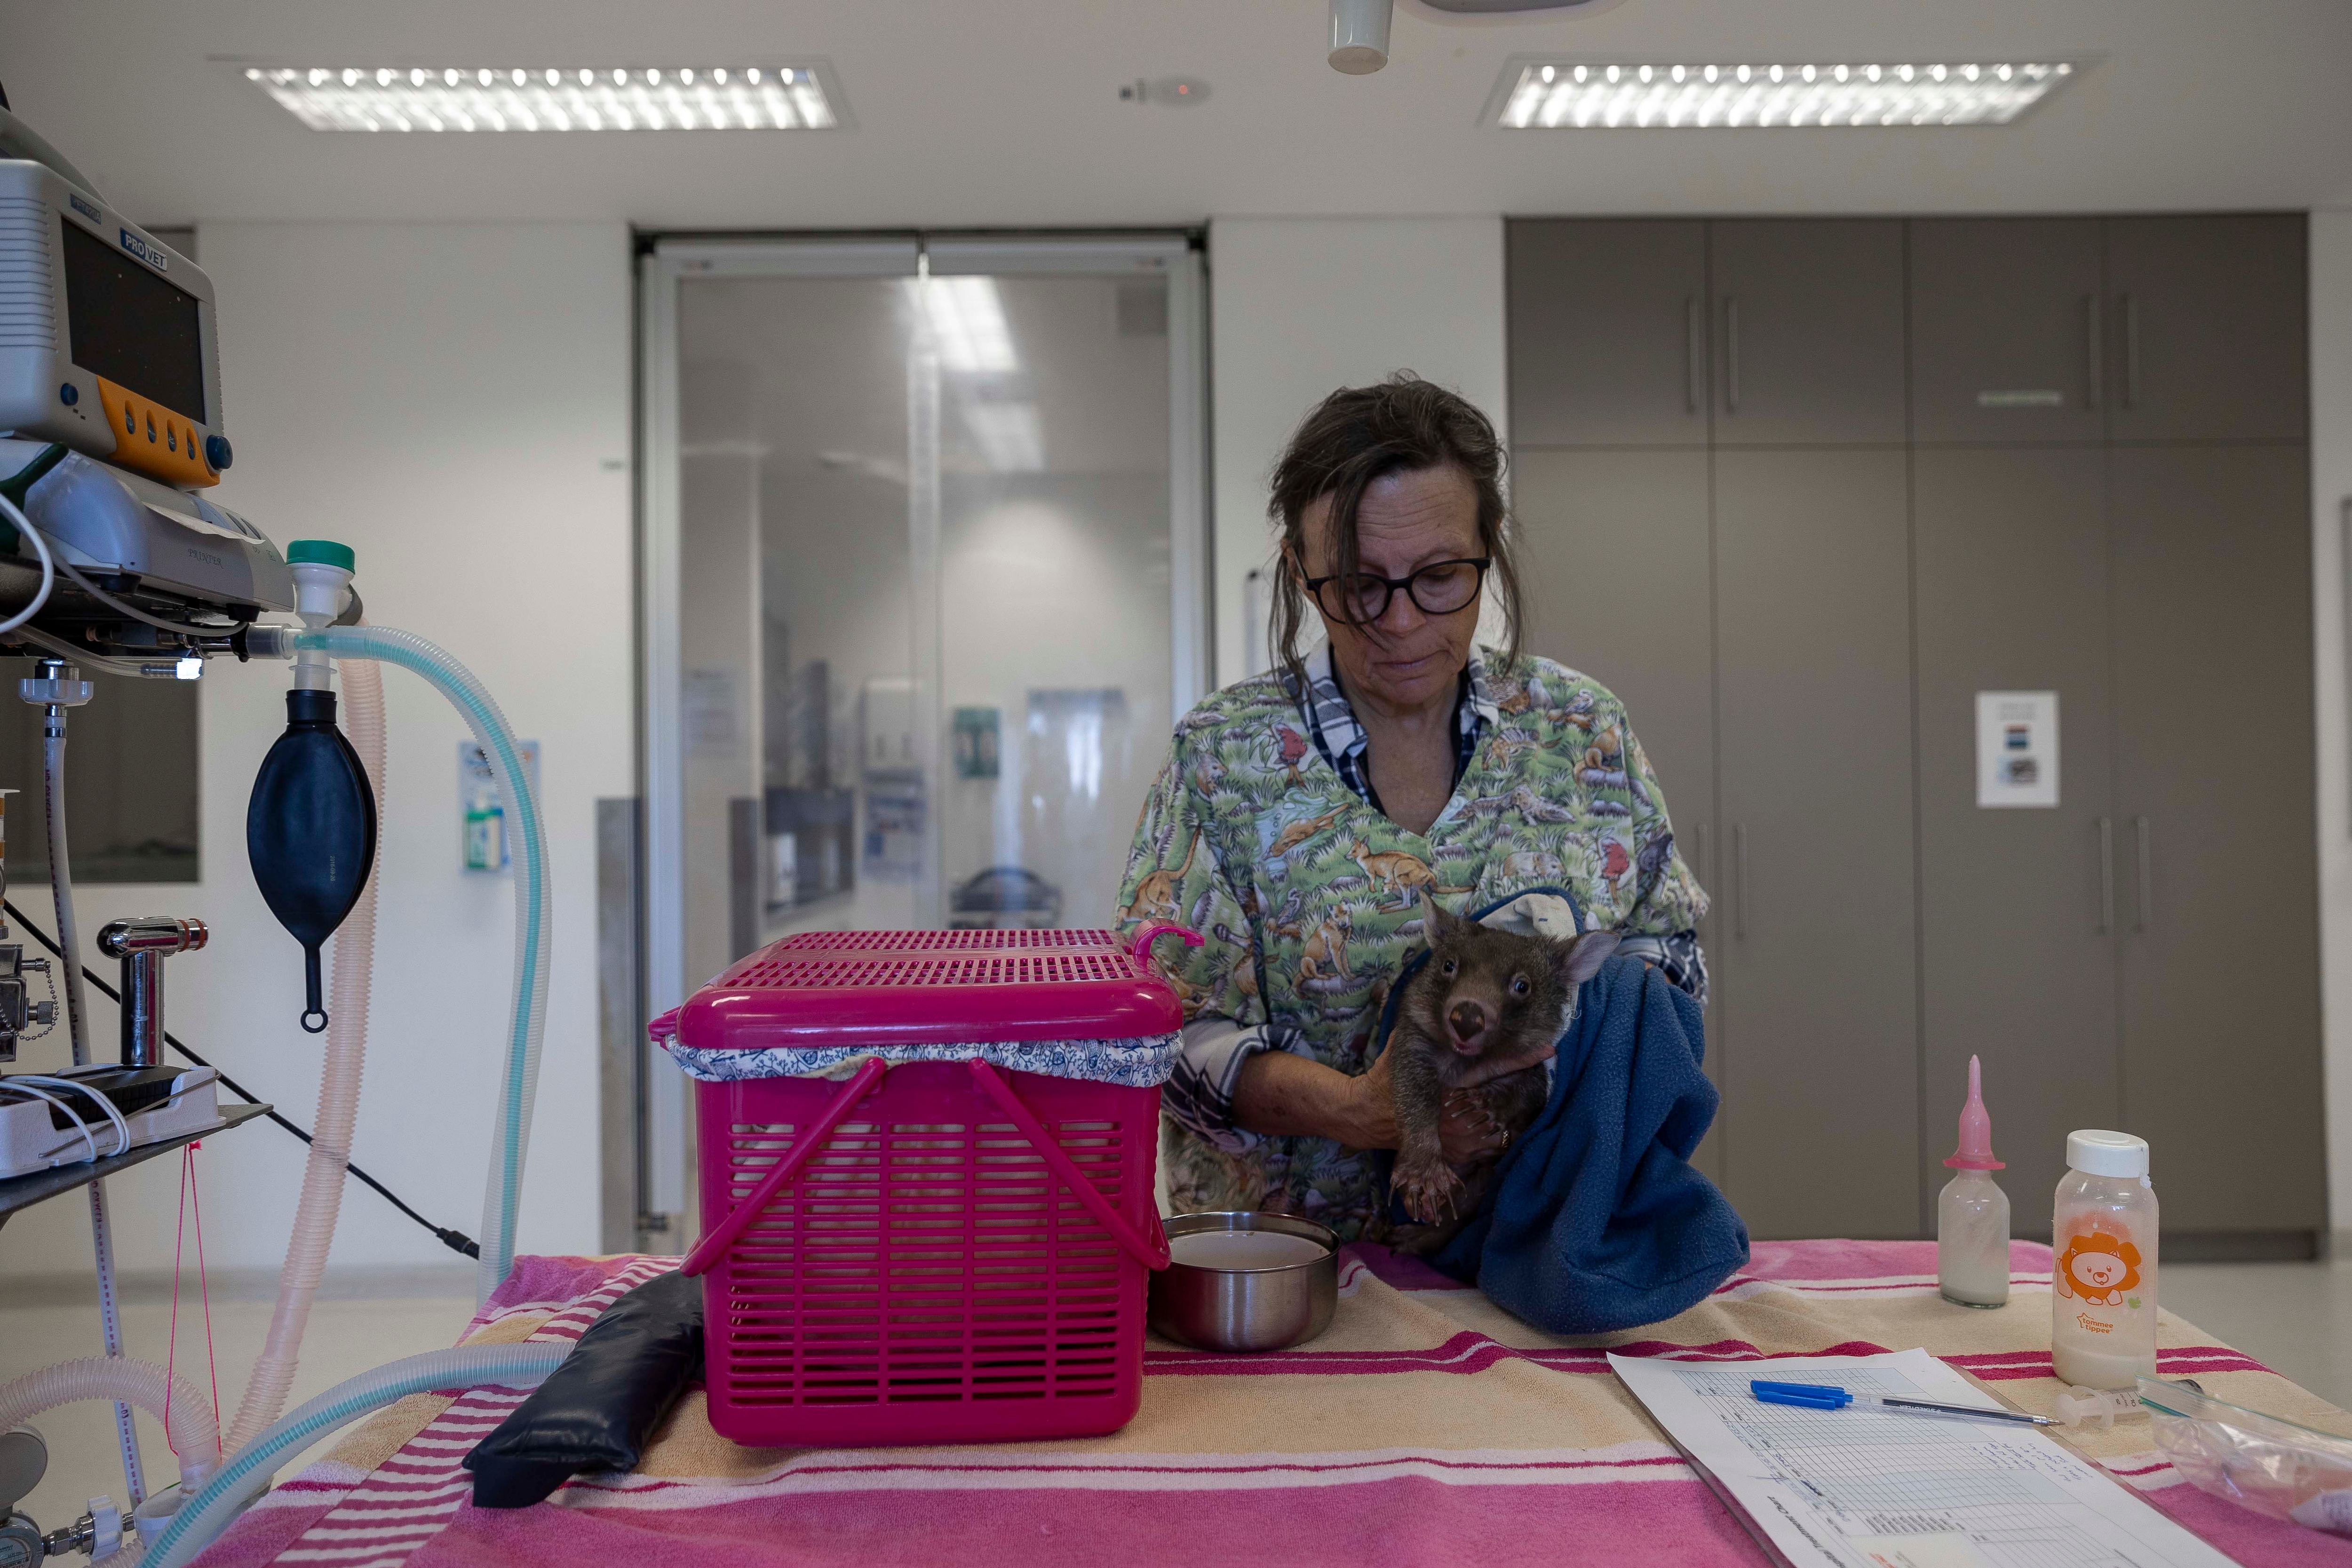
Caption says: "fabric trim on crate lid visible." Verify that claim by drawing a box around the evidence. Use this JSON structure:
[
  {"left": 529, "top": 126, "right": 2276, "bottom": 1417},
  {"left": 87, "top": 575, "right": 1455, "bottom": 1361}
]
[{"left": 660, "top": 1032, "right": 1182, "bottom": 1089}]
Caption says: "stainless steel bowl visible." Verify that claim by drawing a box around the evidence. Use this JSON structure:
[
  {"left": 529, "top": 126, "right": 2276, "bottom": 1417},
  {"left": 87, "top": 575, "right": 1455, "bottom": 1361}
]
[{"left": 1149, "top": 1211, "right": 1339, "bottom": 1353}]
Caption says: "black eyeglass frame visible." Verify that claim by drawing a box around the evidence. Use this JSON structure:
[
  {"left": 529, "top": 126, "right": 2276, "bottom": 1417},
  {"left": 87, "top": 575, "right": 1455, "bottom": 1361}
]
[{"left": 1297, "top": 556, "right": 1493, "bottom": 623}]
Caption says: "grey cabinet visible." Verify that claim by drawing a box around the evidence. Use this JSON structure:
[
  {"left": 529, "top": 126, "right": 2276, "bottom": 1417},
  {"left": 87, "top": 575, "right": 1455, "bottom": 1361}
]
[
  {"left": 2106, "top": 216, "right": 2308, "bottom": 443},
  {"left": 1514, "top": 449, "right": 1714, "bottom": 833},
  {"left": 2111, "top": 444, "right": 2323, "bottom": 1238},
  {"left": 1715, "top": 449, "right": 1917, "bottom": 1237},
  {"left": 1913, "top": 448, "right": 2118, "bottom": 1226},
  {"left": 1504, "top": 214, "right": 2318, "bottom": 1250},
  {"left": 1508, "top": 222, "right": 1708, "bottom": 447},
  {"left": 1512, "top": 447, "right": 1722, "bottom": 1181},
  {"left": 1910, "top": 220, "right": 2106, "bottom": 446},
  {"left": 1709, "top": 221, "right": 1907, "bottom": 446}
]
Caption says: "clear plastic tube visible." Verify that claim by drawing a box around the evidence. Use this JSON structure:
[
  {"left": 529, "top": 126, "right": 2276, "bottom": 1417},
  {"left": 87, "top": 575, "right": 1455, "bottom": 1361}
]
[
  {"left": 0, "top": 1357, "right": 219, "bottom": 1491},
  {"left": 281, "top": 626, "right": 547, "bottom": 1303},
  {"left": 45, "top": 732, "right": 88, "bottom": 1068},
  {"left": 46, "top": 720, "right": 147, "bottom": 1506},
  {"left": 141, "top": 1341, "right": 572, "bottom": 1568},
  {"left": 222, "top": 656, "right": 384, "bottom": 1454}
]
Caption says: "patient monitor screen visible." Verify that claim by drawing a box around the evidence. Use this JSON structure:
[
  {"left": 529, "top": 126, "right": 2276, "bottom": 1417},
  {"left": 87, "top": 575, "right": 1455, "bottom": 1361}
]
[{"left": 60, "top": 218, "right": 207, "bottom": 423}]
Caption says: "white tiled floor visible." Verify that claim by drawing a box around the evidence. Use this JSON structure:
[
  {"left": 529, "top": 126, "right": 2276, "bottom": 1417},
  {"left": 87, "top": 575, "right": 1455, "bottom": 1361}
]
[
  {"left": 2161, "top": 1259, "right": 2352, "bottom": 1412},
  {"left": 2, "top": 1281, "right": 477, "bottom": 1536}
]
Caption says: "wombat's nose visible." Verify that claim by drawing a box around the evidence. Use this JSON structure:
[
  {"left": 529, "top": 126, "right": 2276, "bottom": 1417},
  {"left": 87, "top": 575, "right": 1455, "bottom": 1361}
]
[{"left": 1448, "top": 1001, "right": 1489, "bottom": 1049}]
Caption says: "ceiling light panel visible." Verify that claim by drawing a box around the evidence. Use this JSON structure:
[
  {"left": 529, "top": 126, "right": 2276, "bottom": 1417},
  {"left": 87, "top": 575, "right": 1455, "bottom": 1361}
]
[
  {"left": 241, "top": 65, "right": 842, "bottom": 132},
  {"left": 1492, "top": 60, "right": 2079, "bottom": 129},
  {"left": 908, "top": 278, "right": 1018, "bottom": 374}
]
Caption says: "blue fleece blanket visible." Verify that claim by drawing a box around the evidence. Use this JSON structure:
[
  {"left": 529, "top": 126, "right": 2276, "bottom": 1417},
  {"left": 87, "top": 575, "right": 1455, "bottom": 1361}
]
[{"left": 1427, "top": 954, "right": 1749, "bottom": 1334}]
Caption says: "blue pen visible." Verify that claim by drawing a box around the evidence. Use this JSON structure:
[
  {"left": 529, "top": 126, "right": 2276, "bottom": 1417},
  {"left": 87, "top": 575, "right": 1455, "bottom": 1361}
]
[{"left": 1750, "top": 1378, "right": 2054, "bottom": 1426}]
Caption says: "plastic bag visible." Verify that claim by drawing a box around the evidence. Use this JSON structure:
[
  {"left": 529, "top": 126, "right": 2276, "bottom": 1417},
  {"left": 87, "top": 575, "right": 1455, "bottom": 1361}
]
[{"left": 2140, "top": 1375, "right": 2352, "bottom": 1536}]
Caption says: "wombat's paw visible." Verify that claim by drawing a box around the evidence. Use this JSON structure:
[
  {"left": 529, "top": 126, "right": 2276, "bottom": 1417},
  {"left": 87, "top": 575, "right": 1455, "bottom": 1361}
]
[{"left": 1394, "top": 1154, "right": 1467, "bottom": 1226}]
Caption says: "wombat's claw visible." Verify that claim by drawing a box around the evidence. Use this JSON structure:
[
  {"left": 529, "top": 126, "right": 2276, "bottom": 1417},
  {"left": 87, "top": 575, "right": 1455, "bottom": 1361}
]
[{"left": 1394, "top": 1158, "right": 1468, "bottom": 1226}]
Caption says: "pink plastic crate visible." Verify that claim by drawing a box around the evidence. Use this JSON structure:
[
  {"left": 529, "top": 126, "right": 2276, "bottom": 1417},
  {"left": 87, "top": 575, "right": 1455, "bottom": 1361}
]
[{"left": 664, "top": 925, "right": 1192, "bottom": 1448}]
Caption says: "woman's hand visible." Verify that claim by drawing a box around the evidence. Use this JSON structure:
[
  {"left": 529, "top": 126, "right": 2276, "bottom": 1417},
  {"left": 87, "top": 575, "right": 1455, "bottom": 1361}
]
[{"left": 1232, "top": 1046, "right": 1510, "bottom": 1162}]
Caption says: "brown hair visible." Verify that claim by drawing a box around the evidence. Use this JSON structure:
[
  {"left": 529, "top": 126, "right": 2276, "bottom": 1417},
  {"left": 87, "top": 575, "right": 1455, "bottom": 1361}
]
[{"left": 1265, "top": 373, "right": 1522, "bottom": 694}]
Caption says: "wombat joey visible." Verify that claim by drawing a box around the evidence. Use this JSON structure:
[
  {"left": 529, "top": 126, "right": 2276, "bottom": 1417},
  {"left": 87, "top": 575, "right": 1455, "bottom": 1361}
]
[{"left": 1386, "top": 891, "right": 1620, "bottom": 1251}]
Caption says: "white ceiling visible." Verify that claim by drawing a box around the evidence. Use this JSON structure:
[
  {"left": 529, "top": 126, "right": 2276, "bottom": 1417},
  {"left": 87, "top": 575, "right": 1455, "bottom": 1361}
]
[{"left": 5, "top": 0, "right": 2350, "bottom": 230}]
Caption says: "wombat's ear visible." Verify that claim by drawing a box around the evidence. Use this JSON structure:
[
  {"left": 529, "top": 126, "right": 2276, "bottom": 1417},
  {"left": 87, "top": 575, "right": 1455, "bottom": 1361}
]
[
  {"left": 1554, "top": 930, "right": 1622, "bottom": 989},
  {"left": 1419, "top": 888, "right": 1451, "bottom": 939}
]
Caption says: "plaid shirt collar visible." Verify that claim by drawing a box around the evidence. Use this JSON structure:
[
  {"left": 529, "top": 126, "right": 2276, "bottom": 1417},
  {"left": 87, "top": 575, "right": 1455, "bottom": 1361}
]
[{"left": 1293, "top": 644, "right": 1499, "bottom": 812}]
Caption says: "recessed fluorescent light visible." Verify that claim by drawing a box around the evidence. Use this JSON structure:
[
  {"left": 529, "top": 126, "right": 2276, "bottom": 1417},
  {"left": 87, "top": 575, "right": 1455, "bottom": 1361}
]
[
  {"left": 1491, "top": 59, "right": 2080, "bottom": 128},
  {"left": 238, "top": 64, "right": 843, "bottom": 131},
  {"left": 907, "top": 278, "right": 1018, "bottom": 374}
]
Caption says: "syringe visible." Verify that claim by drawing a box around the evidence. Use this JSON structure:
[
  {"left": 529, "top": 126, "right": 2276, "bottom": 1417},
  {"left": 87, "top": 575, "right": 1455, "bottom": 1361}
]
[{"left": 2050, "top": 1385, "right": 2145, "bottom": 1429}]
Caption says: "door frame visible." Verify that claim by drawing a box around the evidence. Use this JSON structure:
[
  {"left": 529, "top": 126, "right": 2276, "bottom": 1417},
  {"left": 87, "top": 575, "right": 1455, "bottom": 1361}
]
[{"left": 633, "top": 231, "right": 1210, "bottom": 1227}]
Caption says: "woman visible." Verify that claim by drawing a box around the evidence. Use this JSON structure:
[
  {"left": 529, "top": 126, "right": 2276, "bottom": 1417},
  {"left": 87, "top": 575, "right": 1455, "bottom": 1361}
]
[{"left": 1116, "top": 374, "right": 1708, "bottom": 1239}]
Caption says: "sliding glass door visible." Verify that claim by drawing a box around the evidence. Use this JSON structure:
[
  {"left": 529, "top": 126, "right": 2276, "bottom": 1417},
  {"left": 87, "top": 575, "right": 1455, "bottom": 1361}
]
[{"left": 637, "top": 234, "right": 1207, "bottom": 1226}]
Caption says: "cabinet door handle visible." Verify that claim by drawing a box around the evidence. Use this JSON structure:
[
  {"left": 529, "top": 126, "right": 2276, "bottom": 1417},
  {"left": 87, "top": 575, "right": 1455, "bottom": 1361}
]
[
  {"left": 1684, "top": 295, "right": 1702, "bottom": 415},
  {"left": 1724, "top": 297, "right": 1741, "bottom": 414},
  {"left": 2120, "top": 292, "right": 2139, "bottom": 411},
  {"left": 2083, "top": 294, "right": 2103, "bottom": 409},
  {"left": 1732, "top": 822, "right": 1748, "bottom": 939},
  {"left": 2134, "top": 815, "right": 2152, "bottom": 932},
  {"left": 2096, "top": 817, "right": 2114, "bottom": 933}
]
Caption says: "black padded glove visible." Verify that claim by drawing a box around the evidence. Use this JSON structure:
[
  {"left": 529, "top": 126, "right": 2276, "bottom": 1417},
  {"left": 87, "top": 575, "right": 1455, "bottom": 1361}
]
[{"left": 463, "top": 1269, "right": 705, "bottom": 1508}]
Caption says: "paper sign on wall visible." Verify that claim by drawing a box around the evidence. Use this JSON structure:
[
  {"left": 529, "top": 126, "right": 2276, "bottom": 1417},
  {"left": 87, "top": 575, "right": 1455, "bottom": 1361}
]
[{"left": 1976, "top": 691, "right": 2058, "bottom": 808}]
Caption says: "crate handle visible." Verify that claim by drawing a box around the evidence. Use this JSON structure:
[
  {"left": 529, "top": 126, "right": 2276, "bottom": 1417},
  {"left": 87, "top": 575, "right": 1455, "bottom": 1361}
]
[
  {"left": 965, "top": 1058, "right": 1172, "bottom": 1271},
  {"left": 678, "top": 1055, "right": 887, "bottom": 1279},
  {"left": 1128, "top": 922, "right": 1203, "bottom": 967}
]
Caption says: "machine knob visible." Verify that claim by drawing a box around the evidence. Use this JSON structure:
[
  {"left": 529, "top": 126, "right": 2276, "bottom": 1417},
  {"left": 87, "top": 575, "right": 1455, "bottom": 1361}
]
[
  {"left": 97, "top": 918, "right": 207, "bottom": 1068},
  {"left": 204, "top": 433, "right": 233, "bottom": 471},
  {"left": 18, "top": 662, "right": 91, "bottom": 710},
  {"left": 84, "top": 1495, "right": 120, "bottom": 1560},
  {"left": 97, "top": 917, "right": 208, "bottom": 960}
]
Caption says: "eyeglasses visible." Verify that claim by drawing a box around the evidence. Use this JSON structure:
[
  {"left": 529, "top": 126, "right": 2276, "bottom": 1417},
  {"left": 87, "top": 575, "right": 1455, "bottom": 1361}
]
[{"left": 1300, "top": 557, "right": 1491, "bottom": 623}]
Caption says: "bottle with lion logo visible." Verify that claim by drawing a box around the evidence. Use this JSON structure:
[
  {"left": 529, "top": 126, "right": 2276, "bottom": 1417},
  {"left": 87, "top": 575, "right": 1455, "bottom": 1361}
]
[{"left": 2051, "top": 1130, "right": 2158, "bottom": 1389}]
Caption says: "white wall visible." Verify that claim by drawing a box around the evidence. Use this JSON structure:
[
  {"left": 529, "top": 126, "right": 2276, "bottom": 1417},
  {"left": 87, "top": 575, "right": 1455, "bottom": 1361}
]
[
  {"left": 5, "top": 222, "right": 634, "bottom": 1277},
  {"left": 1207, "top": 218, "right": 1508, "bottom": 689},
  {"left": 2312, "top": 211, "right": 2352, "bottom": 1247}
]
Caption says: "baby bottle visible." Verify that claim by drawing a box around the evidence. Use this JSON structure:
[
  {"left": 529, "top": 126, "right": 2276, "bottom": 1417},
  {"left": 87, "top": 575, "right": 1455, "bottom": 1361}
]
[
  {"left": 1936, "top": 1055, "right": 2009, "bottom": 1307},
  {"left": 2050, "top": 1130, "right": 2158, "bottom": 1389}
]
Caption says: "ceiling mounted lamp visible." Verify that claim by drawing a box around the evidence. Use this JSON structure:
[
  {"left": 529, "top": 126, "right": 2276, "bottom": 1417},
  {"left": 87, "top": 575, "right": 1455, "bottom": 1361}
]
[
  {"left": 231, "top": 63, "right": 847, "bottom": 131},
  {"left": 1330, "top": 0, "right": 1626, "bottom": 74},
  {"left": 1487, "top": 58, "right": 2084, "bottom": 127}
]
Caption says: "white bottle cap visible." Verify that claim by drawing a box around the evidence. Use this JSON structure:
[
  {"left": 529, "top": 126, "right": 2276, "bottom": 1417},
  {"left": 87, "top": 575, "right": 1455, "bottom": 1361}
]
[{"left": 2066, "top": 1129, "right": 2149, "bottom": 1178}]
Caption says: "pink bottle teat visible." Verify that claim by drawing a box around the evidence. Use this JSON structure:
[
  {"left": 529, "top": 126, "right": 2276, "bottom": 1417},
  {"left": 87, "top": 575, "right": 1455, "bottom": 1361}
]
[{"left": 1944, "top": 1054, "right": 2005, "bottom": 1170}]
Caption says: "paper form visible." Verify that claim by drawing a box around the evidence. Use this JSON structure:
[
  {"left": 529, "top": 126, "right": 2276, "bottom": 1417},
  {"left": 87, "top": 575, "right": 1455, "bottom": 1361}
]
[{"left": 1609, "top": 1349, "right": 2233, "bottom": 1568}]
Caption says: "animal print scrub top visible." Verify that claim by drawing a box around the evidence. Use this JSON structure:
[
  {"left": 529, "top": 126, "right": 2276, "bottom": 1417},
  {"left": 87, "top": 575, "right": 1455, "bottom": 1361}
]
[{"left": 1114, "top": 645, "right": 1709, "bottom": 1240}]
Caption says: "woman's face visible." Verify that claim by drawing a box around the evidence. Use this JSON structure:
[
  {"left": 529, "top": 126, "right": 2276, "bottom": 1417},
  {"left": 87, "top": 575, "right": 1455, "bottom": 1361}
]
[{"left": 1299, "top": 463, "right": 1483, "bottom": 718}]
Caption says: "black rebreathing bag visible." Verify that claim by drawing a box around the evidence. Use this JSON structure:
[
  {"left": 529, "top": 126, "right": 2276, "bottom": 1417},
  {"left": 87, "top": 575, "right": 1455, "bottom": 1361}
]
[
  {"left": 246, "top": 688, "right": 376, "bottom": 1033},
  {"left": 464, "top": 1270, "right": 706, "bottom": 1509}
]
